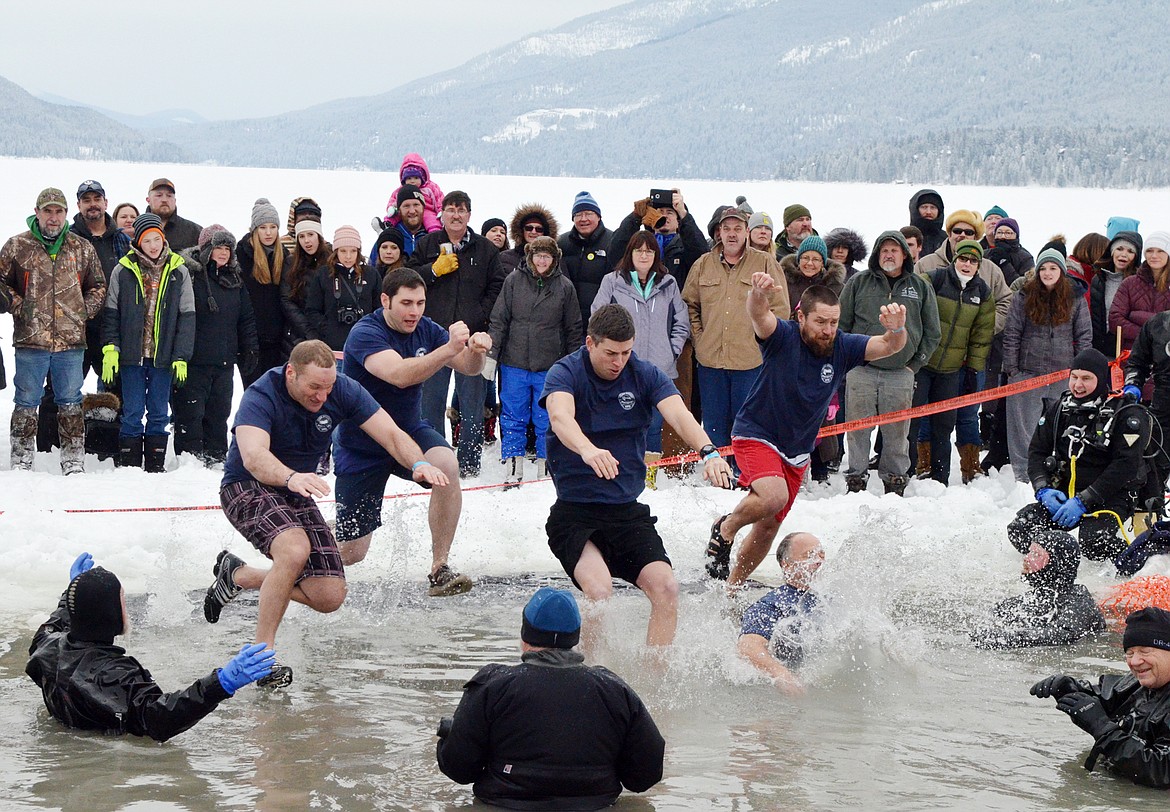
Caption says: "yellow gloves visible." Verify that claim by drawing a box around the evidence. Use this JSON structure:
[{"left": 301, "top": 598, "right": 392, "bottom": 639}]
[
  {"left": 101, "top": 345, "right": 119, "bottom": 385},
  {"left": 433, "top": 253, "right": 459, "bottom": 278},
  {"left": 172, "top": 360, "right": 187, "bottom": 386}
]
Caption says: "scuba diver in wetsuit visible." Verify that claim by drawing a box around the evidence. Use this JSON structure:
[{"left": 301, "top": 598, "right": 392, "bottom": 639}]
[
  {"left": 26, "top": 553, "right": 276, "bottom": 742},
  {"left": 1007, "top": 348, "right": 1156, "bottom": 562}
]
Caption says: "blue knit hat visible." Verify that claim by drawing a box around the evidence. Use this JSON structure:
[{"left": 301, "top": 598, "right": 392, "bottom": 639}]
[
  {"left": 521, "top": 587, "right": 581, "bottom": 649},
  {"left": 571, "top": 191, "right": 602, "bottom": 218},
  {"left": 1107, "top": 216, "right": 1141, "bottom": 240},
  {"left": 797, "top": 235, "right": 828, "bottom": 264}
]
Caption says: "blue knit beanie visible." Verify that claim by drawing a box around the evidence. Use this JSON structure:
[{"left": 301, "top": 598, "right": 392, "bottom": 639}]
[
  {"left": 571, "top": 191, "right": 602, "bottom": 218},
  {"left": 521, "top": 587, "right": 581, "bottom": 649},
  {"left": 1107, "top": 216, "right": 1141, "bottom": 240},
  {"left": 797, "top": 235, "right": 828, "bottom": 264}
]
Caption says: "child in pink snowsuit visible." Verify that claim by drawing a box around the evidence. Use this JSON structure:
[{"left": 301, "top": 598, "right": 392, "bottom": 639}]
[{"left": 382, "top": 153, "right": 444, "bottom": 233}]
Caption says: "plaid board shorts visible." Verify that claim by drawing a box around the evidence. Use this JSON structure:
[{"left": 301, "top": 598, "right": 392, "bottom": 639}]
[{"left": 220, "top": 480, "right": 345, "bottom": 584}]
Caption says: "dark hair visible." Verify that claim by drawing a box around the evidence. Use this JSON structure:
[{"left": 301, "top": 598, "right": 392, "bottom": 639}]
[
  {"left": 382, "top": 267, "right": 426, "bottom": 299},
  {"left": 1022, "top": 265, "right": 1073, "bottom": 327},
  {"left": 442, "top": 190, "right": 471, "bottom": 210},
  {"left": 112, "top": 202, "right": 139, "bottom": 222},
  {"left": 775, "top": 532, "right": 805, "bottom": 564},
  {"left": 899, "top": 225, "right": 923, "bottom": 243},
  {"left": 615, "top": 231, "right": 667, "bottom": 278},
  {"left": 799, "top": 285, "right": 840, "bottom": 316},
  {"left": 588, "top": 303, "right": 635, "bottom": 343},
  {"left": 287, "top": 237, "right": 330, "bottom": 304},
  {"left": 1072, "top": 232, "right": 1109, "bottom": 266}
]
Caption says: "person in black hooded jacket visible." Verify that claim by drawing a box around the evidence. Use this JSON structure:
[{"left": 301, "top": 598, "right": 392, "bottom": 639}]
[
  {"left": 436, "top": 587, "right": 664, "bottom": 810},
  {"left": 1090, "top": 230, "right": 1143, "bottom": 357},
  {"left": 908, "top": 189, "right": 946, "bottom": 257},
  {"left": 174, "top": 224, "right": 258, "bottom": 465},
  {"left": 558, "top": 191, "right": 614, "bottom": 333},
  {"left": 26, "top": 553, "right": 275, "bottom": 743},
  {"left": 972, "top": 530, "right": 1104, "bottom": 649},
  {"left": 238, "top": 199, "right": 290, "bottom": 387}
]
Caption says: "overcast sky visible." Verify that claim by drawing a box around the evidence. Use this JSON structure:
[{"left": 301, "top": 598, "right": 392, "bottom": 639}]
[{"left": 0, "top": 0, "right": 628, "bottom": 120}]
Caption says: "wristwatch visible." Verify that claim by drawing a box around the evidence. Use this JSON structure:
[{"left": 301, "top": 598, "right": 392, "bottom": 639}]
[{"left": 699, "top": 444, "right": 719, "bottom": 461}]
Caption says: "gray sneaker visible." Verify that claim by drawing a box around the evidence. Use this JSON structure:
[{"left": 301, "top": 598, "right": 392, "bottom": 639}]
[
  {"left": 204, "top": 550, "right": 245, "bottom": 623},
  {"left": 427, "top": 564, "right": 473, "bottom": 597},
  {"left": 256, "top": 662, "right": 293, "bottom": 689}
]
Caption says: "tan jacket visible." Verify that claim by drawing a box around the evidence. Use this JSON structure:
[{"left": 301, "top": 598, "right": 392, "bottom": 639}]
[
  {"left": 0, "top": 228, "right": 106, "bottom": 351},
  {"left": 682, "top": 246, "right": 790, "bottom": 370}
]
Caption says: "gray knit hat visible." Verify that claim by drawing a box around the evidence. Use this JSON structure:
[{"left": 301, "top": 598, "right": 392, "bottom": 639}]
[{"left": 250, "top": 198, "right": 280, "bottom": 231}]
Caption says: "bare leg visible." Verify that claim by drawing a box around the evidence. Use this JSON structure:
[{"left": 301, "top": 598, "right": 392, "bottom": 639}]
[
  {"left": 234, "top": 563, "right": 340, "bottom": 608},
  {"left": 573, "top": 541, "right": 615, "bottom": 656},
  {"left": 635, "top": 561, "right": 679, "bottom": 647},
  {"left": 721, "top": 476, "right": 791, "bottom": 587},
  {"left": 338, "top": 534, "right": 372, "bottom": 567},
  {"left": 426, "top": 446, "right": 462, "bottom": 576},
  {"left": 253, "top": 528, "right": 348, "bottom": 648}
]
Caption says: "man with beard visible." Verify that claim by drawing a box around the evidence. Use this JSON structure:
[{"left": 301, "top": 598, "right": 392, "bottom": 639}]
[
  {"left": 706, "top": 283, "right": 907, "bottom": 586},
  {"left": 71, "top": 181, "right": 123, "bottom": 378},
  {"left": 908, "top": 189, "right": 946, "bottom": 256},
  {"left": 775, "top": 204, "right": 816, "bottom": 260},
  {"left": 392, "top": 186, "right": 432, "bottom": 257},
  {"left": 144, "top": 178, "right": 201, "bottom": 252}
]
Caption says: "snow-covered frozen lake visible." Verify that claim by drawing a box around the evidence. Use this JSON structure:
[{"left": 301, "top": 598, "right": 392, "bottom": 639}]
[{"left": 1, "top": 156, "right": 1169, "bottom": 809}]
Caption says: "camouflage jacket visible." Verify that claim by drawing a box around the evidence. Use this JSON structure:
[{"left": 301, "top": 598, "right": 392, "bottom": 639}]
[{"left": 0, "top": 228, "right": 106, "bottom": 351}]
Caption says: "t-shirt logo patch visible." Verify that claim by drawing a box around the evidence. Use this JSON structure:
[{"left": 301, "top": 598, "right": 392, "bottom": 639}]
[
  {"left": 315, "top": 414, "right": 333, "bottom": 433},
  {"left": 415, "top": 348, "right": 427, "bottom": 357},
  {"left": 820, "top": 364, "right": 834, "bottom": 384},
  {"left": 618, "top": 391, "right": 636, "bottom": 411},
  {"left": 900, "top": 287, "right": 920, "bottom": 300}
]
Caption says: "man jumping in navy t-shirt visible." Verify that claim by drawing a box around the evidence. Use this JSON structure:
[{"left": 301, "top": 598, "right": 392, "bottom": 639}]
[
  {"left": 541, "top": 304, "right": 733, "bottom": 647},
  {"left": 203, "top": 340, "right": 447, "bottom": 687},
  {"left": 706, "top": 279, "right": 908, "bottom": 588}
]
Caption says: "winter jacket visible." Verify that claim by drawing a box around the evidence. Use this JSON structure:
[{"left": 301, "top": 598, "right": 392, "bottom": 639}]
[
  {"left": 1108, "top": 264, "right": 1170, "bottom": 355},
  {"left": 148, "top": 209, "right": 202, "bottom": 253},
  {"left": 500, "top": 203, "right": 560, "bottom": 276},
  {"left": 591, "top": 270, "right": 689, "bottom": 378},
  {"left": 1090, "top": 231, "right": 1144, "bottom": 357},
  {"left": 1001, "top": 288, "right": 1092, "bottom": 377},
  {"left": 607, "top": 209, "right": 708, "bottom": 292},
  {"left": 923, "top": 265, "right": 995, "bottom": 374},
  {"left": 1028, "top": 393, "right": 1151, "bottom": 513},
  {"left": 1125, "top": 312, "right": 1170, "bottom": 413},
  {"left": 382, "top": 153, "right": 444, "bottom": 233},
  {"left": 436, "top": 648, "right": 665, "bottom": 810},
  {"left": 25, "top": 590, "right": 230, "bottom": 743},
  {"left": 839, "top": 233, "right": 940, "bottom": 373},
  {"left": 410, "top": 229, "right": 504, "bottom": 334},
  {"left": 779, "top": 253, "right": 846, "bottom": 312},
  {"left": 985, "top": 238, "right": 1035, "bottom": 287},
  {"left": 559, "top": 225, "right": 615, "bottom": 331},
  {"left": 279, "top": 244, "right": 330, "bottom": 356},
  {"left": 0, "top": 223, "right": 106, "bottom": 351},
  {"left": 682, "top": 246, "right": 790, "bottom": 370},
  {"left": 179, "top": 247, "right": 258, "bottom": 367},
  {"left": 974, "top": 529, "right": 1103, "bottom": 649},
  {"left": 102, "top": 248, "right": 195, "bottom": 367},
  {"left": 488, "top": 257, "right": 581, "bottom": 373},
  {"left": 306, "top": 263, "right": 381, "bottom": 352},
  {"left": 914, "top": 241, "right": 1013, "bottom": 333},
  {"left": 908, "top": 189, "right": 946, "bottom": 257},
  {"left": 70, "top": 213, "right": 123, "bottom": 275},
  {"left": 237, "top": 236, "right": 290, "bottom": 347}
]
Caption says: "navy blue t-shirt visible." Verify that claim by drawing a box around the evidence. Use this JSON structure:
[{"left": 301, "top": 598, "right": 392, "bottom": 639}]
[
  {"left": 740, "top": 584, "right": 819, "bottom": 667},
  {"left": 539, "top": 346, "right": 677, "bottom": 504},
  {"left": 732, "top": 319, "right": 869, "bottom": 458},
  {"left": 222, "top": 365, "right": 381, "bottom": 487},
  {"left": 335, "top": 312, "right": 448, "bottom": 474}
]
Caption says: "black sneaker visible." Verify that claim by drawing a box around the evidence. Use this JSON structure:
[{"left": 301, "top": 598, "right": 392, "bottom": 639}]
[
  {"left": 203, "top": 550, "right": 245, "bottom": 624},
  {"left": 256, "top": 663, "right": 293, "bottom": 689},
  {"left": 428, "top": 564, "right": 473, "bottom": 597},
  {"left": 705, "top": 514, "right": 732, "bottom": 580}
]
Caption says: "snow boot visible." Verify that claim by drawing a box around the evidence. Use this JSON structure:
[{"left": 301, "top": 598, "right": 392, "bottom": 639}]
[
  {"left": 144, "top": 435, "right": 168, "bottom": 473},
  {"left": 447, "top": 407, "right": 461, "bottom": 446},
  {"left": 117, "top": 435, "right": 144, "bottom": 469},
  {"left": 644, "top": 451, "right": 662, "bottom": 490},
  {"left": 483, "top": 404, "right": 499, "bottom": 444},
  {"left": 958, "top": 443, "right": 984, "bottom": 484},
  {"left": 535, "top": 458, "right": 547, "bottom": 478},
  {"left": 883, "top": 475, "right": 909, "bottom": 496},
  {"left": 915, "top": 441, "right": 931, "bottom": 479},
  {"left": 845, "top": 473, "right": 868, "bottom": 493},
  {"left": 10, "top": 406, "right": 37, "bottom": 470},
  {"left": 503, "top": 456, "right": 523, "bottom": 489},
  {"left": 58, "top": 403, "right": 86, "bottom": 475}
]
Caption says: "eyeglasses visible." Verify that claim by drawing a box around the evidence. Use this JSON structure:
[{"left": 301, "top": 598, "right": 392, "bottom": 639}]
[
  {"left": 955, "top": 254, "right": 981, "bottom": 264},
  {"left": 633, "top": 247, "right": 656, "bottom": 255},
  {"left": 523, "top": 225, "right": 545, "bottom": 233},
  {"left": 951, "top": 227, "right": 976, "bottom": 237}
]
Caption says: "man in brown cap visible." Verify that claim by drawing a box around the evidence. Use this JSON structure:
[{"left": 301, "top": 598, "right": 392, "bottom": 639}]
[
  {"left": 145, "top": 178, "right": 202, "bottom": 251},
  {"left": 0, "top": 187, "right": 106, "bottom": 473}
]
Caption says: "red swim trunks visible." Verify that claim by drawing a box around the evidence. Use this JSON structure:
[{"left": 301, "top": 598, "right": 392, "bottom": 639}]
[{"left": 731, "top": 437, "right": 807, "bottom": 523}]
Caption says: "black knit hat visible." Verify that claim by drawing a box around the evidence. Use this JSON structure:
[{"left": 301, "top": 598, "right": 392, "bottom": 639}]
[
  {"left": 132, "top": 212, "right": 165, "bottom": 248},
  {"left": 397, "top": 186, "right": 426, "bottom": 208},
  {"left": 294, "top": 199, "right": 322, "bottom": 218},
  {"left": 481, "top": 217, "right": 506, "bottom": 235},
  {"left": 66, "top": 567, "right": 124, "bottom": 644},
  {"left": 1070, "top": 348, "right": 1111, "bottom": 400},
  {"left": 1123, "top": 607, "right": 1170, "bottom": 652}
]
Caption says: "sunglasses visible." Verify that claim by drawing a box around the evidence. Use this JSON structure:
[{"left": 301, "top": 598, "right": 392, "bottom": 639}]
[
  {"left": 523, "top": 225, "right": 545, "bottom": 233},
  {"left": 951, "top": 227, "right": 977, "bottom": 237}
]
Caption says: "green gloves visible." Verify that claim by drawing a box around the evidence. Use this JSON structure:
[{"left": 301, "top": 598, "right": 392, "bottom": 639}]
[
  {"left": 432, "top": 253, "right": 459, "bottom": 278},
  {"left": 101, "top": 345, "right": 119, "bottom": 385},
  {"left": 172, "top": 359, "right": 188, "bottom": 386}
]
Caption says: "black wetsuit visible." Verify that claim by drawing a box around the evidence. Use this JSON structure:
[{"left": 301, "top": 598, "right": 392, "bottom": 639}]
[
  {"left": 436, "top": 647, "right": 664, "bottom": 810},
  {"left": 25, "top": 591, "right": 229, "bottom": 742}
]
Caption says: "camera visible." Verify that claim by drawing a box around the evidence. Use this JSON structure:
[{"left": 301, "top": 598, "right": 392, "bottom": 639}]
[
  {"left": 649, "top": 189, "right": 672, "bottom": 209},
  {"left": 337, "top": 306, "right": 363, "bottom": 326}
]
